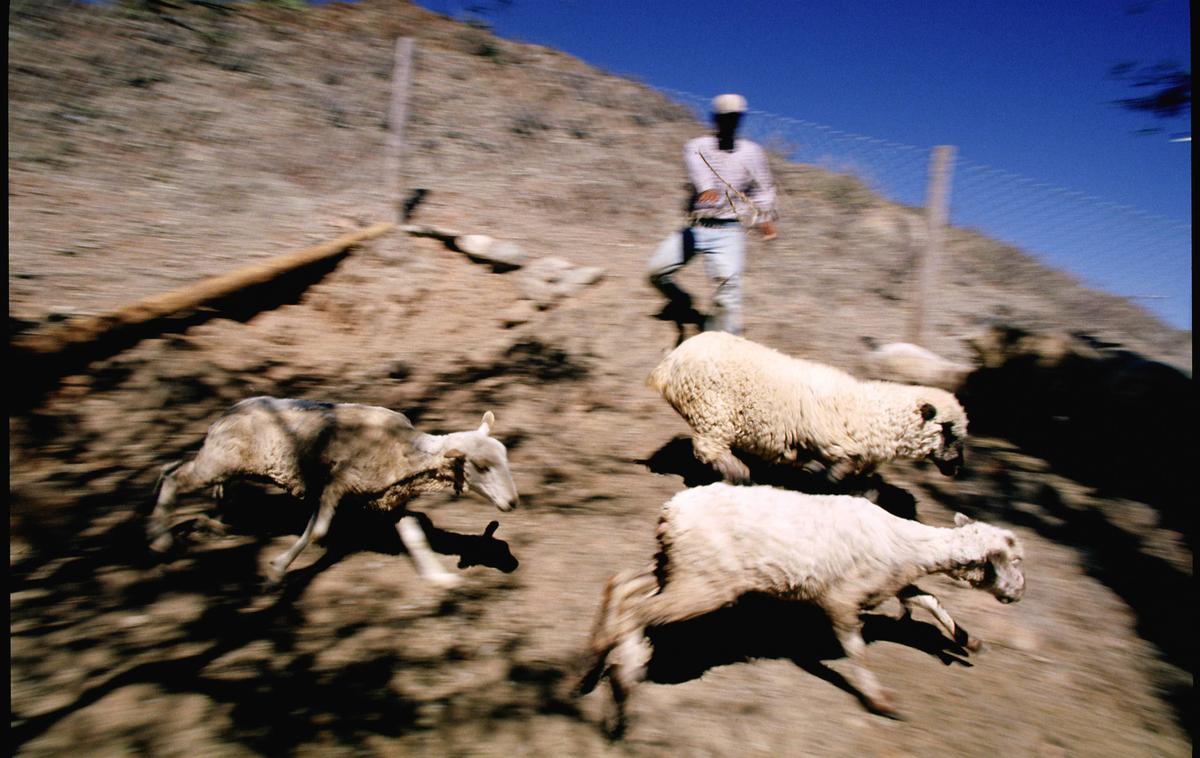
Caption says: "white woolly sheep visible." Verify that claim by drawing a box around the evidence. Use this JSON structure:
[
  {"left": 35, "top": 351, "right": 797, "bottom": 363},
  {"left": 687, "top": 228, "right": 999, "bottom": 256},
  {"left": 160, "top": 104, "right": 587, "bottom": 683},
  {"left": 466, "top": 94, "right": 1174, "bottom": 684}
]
[
  {"left": 863, "top": 340, "right": 974, "bottom": 393},
  {"left": 584, "top": 483, "right": 1024, "bottom": 723},
  {"left": 148, "top": 396, "right": 519, "bottom": 588},
  {"left": 648, "top": 331, "right": 969, "bottom": 483}
]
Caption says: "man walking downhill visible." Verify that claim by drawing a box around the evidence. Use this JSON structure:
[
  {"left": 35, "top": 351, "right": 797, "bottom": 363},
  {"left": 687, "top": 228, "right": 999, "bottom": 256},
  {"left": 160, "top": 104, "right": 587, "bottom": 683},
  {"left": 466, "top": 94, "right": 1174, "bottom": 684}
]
[{"left": 648, "top": 93, "right": 778, "bottom": 337}]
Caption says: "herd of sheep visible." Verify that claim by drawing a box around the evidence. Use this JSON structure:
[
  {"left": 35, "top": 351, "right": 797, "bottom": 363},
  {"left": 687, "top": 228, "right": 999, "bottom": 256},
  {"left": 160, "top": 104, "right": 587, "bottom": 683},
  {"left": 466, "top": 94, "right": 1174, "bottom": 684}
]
[{"left": 147, "top": 331, "right": 1026, "bottom": 732}]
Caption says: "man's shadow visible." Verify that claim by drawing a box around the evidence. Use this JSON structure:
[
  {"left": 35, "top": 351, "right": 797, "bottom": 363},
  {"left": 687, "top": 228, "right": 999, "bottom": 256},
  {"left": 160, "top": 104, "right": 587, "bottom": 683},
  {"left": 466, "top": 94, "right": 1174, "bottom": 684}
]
[
  {"left": 653, "top": 301, "right": 707, "bottom": 347},
  {"left": 637, "top": 435, "right": 917, "bottom": 520}
]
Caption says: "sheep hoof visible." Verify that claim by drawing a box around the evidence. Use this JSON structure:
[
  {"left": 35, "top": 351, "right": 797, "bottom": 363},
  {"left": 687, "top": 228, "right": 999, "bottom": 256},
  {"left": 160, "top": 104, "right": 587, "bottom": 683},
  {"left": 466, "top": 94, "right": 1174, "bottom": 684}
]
[
  {"left": 866, "top": 691, "right": 903, "bottom": 720},
  {"left": 264, "top": 563, "right": 287, "bottom": 589},
  {"left": 966, "top": 638, "right": 986, "bottom": 654},
  {"left": 149, "top": 533, "right": 175, "bottom": 555},
  {"left": 428, "top": 572, "right": 463, "bottom": 590}
]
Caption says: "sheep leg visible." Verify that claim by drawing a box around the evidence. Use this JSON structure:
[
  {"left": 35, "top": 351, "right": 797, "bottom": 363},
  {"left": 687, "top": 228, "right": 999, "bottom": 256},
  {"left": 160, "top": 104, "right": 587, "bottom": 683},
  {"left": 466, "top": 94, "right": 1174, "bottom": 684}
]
[
  {"left": 589, "top": 564, "right": 660, "bottom": 658},
  {"left": 826, "top": 459, "right": 860, "bottom": 483},
  {"left": 692, "top": 435, "right": 751, "bottom": 484},
  {"left": 831, "top": 615, "right": 900, "bottom": 718},
  {"left": 604, "top": 576, "right": 731, "bottom": 734},
  {"left": 899, "top": 585, "right": 982, "bottom": 652},
  {"left": 578, "top": 565, "right": 659, "bottom": 696},
  {"left": 397, "top": 515, "right": 461, "bottom": 589},
  {"left": 610, "top": 577, "right": 735, "bottom": 690},
  {"left": 267, "top": 485, "right": 341, "bottom": 583}
]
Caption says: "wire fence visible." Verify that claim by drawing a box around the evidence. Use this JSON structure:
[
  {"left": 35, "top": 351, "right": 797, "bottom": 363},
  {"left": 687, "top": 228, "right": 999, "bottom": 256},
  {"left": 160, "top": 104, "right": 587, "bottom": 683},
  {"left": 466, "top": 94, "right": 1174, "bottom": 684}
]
[{"left": 660, "top": 87, "right": 1192, "bottom": 331}]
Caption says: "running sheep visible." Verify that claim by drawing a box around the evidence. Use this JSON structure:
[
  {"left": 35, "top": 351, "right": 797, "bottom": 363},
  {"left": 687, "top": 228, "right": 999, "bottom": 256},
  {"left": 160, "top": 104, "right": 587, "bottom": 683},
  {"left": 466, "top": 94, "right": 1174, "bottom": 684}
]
[
  {"left": 147, "top": 396, "right": 519, "bottom": 588},
  {"left": 583, "top": 483, "right": 1025, "bottom": 725},
  {"left": 648, "top": 331, "right": 968, "bottom": 483}
]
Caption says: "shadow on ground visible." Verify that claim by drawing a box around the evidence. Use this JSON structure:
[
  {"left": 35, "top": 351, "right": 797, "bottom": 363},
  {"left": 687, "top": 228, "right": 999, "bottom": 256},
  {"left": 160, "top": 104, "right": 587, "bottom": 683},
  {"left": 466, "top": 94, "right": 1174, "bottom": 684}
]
[
  {"left": 9, "top": 481, "right": 536, "bottom": 755},
  {"left": 920, "top": 441, "right": 1194, "bottom": 739},
  {"left": 576, "top": 592, "right": 972, "bottom": 730},
  {"left": 638, "top": 435, "right": 917, "bottom": 519}
]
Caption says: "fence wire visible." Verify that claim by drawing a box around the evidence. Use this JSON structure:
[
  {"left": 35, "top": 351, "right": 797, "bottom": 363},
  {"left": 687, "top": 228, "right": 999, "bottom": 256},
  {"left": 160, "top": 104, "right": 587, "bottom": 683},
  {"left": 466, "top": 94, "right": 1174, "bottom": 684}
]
[{"left": 660, "top": 87, "right": 1192, "bottom": 330}]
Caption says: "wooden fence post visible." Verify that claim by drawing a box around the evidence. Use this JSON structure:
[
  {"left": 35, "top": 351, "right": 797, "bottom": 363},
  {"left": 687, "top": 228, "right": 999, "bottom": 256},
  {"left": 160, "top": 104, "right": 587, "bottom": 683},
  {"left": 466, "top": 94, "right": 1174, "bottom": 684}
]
[
  {"left": 910, "top": 144, "right": 956, "bottom": 346},
  {"left": 388, "top": 37, "right": 415, "bottom": 223}
]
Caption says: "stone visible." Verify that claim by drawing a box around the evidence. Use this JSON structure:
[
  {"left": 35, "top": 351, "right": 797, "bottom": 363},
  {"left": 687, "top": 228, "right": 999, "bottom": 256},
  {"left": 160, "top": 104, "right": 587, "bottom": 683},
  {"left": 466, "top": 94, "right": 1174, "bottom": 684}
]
[
  {"left": 452, "top": 235, "right": 526, "bottom": 269},
  {"left": 517, "top": 256, "right": 606, "bottom": 308},
  {"left": 500, "top": 299, "right": 537, "bottom": 328}
]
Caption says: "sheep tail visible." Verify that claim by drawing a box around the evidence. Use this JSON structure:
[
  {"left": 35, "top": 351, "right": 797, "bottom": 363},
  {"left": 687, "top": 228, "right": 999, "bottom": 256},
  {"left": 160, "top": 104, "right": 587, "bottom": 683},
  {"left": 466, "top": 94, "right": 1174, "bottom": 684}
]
[{"left": 646, "top": 362, "right": 668, "bottom": 393}]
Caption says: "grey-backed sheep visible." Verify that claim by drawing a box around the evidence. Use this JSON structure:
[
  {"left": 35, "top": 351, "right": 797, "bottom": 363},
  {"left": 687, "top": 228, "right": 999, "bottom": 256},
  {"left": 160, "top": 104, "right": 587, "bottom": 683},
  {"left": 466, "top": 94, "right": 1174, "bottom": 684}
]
[
  {"left": 148, "top": 396, "right": 519, "bottom": 588},
  {"left": 648, "top": 331, "right": 968, "bottom": 483},
  {"left": 583, "top": 483, "right": 1024, "bottom": 724}
]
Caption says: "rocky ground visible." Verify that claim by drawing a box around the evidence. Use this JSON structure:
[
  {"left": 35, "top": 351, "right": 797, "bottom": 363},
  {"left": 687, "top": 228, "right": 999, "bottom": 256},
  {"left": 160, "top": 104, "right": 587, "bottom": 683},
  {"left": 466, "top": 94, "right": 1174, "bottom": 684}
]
[{"left": 9, "top": 2, "right": 1192, "bottom": 756}]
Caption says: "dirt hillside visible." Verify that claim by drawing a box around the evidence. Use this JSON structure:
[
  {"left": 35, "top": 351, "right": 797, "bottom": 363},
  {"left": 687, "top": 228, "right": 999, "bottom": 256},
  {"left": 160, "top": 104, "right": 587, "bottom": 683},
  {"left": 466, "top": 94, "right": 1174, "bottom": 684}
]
[{"left": 9, "top": 2, "right": 1193, "bottom": 756}]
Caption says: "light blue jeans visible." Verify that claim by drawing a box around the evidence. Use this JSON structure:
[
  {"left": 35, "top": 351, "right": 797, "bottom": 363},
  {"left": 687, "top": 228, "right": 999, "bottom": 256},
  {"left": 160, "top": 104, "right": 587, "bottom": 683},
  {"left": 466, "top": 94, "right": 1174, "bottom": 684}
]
[{"left": 647, "top": 225, "right": 746, "bottom": 335}]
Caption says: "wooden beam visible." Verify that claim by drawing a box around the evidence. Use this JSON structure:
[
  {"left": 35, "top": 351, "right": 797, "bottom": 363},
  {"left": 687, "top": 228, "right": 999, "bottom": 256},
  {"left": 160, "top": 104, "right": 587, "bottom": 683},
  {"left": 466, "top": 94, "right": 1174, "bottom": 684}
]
[{"left": 13, "top": 222, "right": 395, "bottom": 357}]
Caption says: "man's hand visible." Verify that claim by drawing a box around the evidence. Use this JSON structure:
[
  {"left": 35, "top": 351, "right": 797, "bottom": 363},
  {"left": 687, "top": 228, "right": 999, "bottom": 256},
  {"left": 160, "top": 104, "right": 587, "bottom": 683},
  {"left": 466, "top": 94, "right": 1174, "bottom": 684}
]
[
  {"left": 757, "top": 220, "right": 778, "bottom": 241},
  {"left": 696, "top": 189, "right": 722, "bottom": 206}
]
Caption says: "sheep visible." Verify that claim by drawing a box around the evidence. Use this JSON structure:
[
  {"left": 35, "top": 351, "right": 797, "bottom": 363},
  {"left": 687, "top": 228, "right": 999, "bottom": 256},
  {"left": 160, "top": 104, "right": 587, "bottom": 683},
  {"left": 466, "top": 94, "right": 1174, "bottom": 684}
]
[
  {"left": 583, "top": 483, "right": 1025, "bottom": 724},
  {"left": 147, "top": 396, "right": 519, "bottom": 588},
  {"left": 648, "top": 331, "right": 968, "bottom": 483},
  {"left": 862, "top": 340, "right": 974, "bottom": 393}
]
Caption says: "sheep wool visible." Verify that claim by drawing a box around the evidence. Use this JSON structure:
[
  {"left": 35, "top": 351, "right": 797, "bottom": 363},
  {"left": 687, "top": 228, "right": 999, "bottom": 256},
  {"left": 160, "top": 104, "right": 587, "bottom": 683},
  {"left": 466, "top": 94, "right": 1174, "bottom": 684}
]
[
  {"left": 648, "top": 331, "right": 968, "bottom": 481},
  {"left": 584, "top": 483, "right": 1025, "bottom": 724}
]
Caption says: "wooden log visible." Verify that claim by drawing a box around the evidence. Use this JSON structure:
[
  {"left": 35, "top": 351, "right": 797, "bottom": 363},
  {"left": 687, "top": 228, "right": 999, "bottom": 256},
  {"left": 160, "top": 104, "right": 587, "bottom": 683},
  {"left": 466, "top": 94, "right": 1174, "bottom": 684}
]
[{"left": 13, "top": 222, "right": 395, "bottom": 357}]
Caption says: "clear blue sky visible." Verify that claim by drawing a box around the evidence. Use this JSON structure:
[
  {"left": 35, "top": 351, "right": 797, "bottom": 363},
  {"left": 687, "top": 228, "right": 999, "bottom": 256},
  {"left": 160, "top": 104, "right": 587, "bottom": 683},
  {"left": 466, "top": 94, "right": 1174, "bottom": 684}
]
[
  {"left": 422, "top": 0, "right": 1190, "bottom": 219},
  {"left": 417, "top": 0, "right": 1192, "bottom": 328}
]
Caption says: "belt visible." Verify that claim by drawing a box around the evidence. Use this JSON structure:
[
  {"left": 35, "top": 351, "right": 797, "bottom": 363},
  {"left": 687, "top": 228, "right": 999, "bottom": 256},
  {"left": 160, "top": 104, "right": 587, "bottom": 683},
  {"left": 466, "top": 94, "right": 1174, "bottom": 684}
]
[{"left": 691, "top": 217, "right": 741, "bottom": 228}]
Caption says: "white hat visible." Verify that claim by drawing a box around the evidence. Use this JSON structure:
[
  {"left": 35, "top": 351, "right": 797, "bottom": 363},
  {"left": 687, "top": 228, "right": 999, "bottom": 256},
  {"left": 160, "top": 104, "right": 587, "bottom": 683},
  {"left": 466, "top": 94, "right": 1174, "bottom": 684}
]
[{"left": 711, "top": 93, "right": 747, "bottom": 114}]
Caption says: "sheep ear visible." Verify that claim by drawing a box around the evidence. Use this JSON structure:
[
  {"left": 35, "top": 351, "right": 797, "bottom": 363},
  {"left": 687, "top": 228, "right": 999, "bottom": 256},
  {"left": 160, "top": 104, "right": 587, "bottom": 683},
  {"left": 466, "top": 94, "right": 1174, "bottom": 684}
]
[
  {"left": 484, "top": 520, "right": 499, "bottom": 538},
  {"left": 479, "top": 411, "right": 495, "bottom": 435},
  {"left": 954, "top": 512, "right": 974, "bottom": 527},
  {"left": 920, "top": 403, "right": 937, "bottom": 421}
]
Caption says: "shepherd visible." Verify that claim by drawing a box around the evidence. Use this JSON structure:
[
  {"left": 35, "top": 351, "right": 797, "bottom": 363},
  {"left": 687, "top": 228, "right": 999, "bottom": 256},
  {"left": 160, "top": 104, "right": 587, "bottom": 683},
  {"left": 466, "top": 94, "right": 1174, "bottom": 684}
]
[{"left": 647, "top": 93, "right": 778, "bottom": 337}]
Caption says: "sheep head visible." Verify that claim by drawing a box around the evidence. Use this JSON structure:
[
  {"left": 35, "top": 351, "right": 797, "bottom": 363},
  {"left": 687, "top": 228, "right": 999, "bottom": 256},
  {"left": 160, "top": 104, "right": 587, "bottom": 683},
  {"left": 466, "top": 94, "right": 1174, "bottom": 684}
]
[
  {"left": 950, "top": 513, "right": 1025, "bottom": 604},
  {"left": 914, "top": 391, "right": 968, "bottom": 476},
  {"left": 444, "top": 412, "right": 520, "bottom": 512}
]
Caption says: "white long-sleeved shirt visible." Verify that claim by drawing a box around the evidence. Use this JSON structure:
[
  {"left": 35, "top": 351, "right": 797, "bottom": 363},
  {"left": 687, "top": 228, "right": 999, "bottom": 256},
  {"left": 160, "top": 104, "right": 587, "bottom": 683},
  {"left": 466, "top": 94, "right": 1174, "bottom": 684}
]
[{"left": 684, "top": 135, "right": 777, "bottom": 223}]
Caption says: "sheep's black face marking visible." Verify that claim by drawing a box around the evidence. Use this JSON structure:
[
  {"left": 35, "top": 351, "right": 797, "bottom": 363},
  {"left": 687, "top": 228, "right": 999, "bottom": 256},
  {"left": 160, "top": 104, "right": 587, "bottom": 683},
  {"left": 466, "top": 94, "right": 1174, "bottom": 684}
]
[
  {"left": 932, "top": 421, "right": 965, "bottom": 476},
  {"left": 941, "top": 422, "right": 959, "bottom": 445}
]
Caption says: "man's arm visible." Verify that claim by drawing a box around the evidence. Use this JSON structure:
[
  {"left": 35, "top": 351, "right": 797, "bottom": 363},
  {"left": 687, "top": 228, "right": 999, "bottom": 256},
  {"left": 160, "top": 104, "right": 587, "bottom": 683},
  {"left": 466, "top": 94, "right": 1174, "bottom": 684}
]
[{"left": 747, "top": 144, "right": 778, "bottom": 239}]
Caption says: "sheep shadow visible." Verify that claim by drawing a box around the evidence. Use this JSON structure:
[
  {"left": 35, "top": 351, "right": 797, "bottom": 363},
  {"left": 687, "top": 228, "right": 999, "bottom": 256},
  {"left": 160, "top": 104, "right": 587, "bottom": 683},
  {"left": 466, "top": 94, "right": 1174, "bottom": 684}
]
[
  {"left": 638, "top": 436, "right": 918, "bottom": 520},
  {"left": 917, "top": 441, "right": 1193, "bottom": 740},
  {"left": 10, "top": 503, "right": 425, "bottom": 753},
  {"left": 11, "top": 483, "right": 532, "bottom": 755},
  {"left": 188, "top": 482, "right": 520, "bottom": 580},
  {"left": 578, "top": 593, "right": 971, "bottom": 721}
]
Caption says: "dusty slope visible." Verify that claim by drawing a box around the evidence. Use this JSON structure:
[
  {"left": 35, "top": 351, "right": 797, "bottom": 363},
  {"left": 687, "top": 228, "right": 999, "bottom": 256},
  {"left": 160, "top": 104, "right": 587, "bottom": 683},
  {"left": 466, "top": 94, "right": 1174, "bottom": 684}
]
[{"left": 9, "top": 2, "right": 1193, "bottom": 756}]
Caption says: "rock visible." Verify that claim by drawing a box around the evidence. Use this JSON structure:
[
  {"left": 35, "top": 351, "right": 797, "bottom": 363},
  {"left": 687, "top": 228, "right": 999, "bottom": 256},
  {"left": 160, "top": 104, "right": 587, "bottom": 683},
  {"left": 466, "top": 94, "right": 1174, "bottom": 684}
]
[
  {"left": 482, "top": 240, "right": 528, "bottom": 269},
  {"left": 452, "top": 235, "right": 527, "bottom": 269},
  {"left": 518, "top": 256, "right": 605, "bottom": 308},
  {"left": 454, "top": 233, "right": 495, "bottom": 256},
  {"left": 500, "top": 299, "right": 537, "bottom": 328}
]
